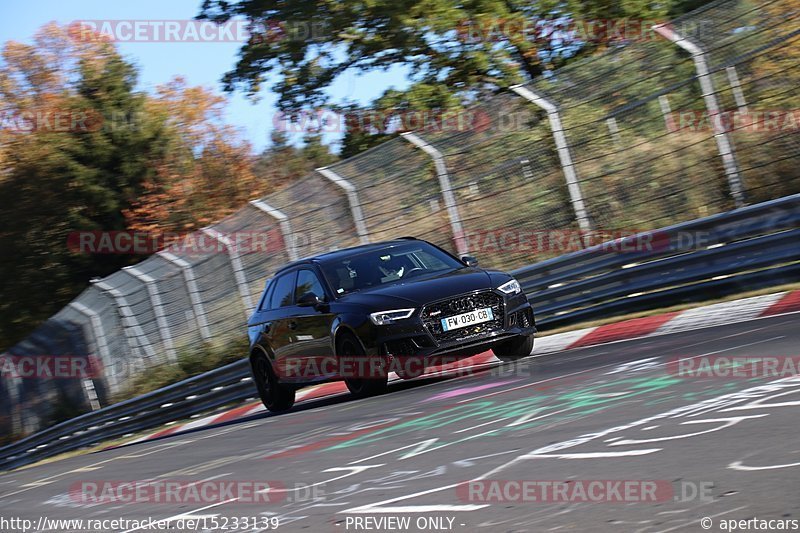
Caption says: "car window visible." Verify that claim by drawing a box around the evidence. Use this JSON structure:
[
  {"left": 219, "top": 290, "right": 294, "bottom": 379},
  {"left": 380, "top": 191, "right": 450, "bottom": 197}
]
[
  {"left": 320, "top": 242, "right": 464, "bottom": 295},
  {"left": 412, "top": 250, "right": 452, "bottom": 270},
  {"left": 269, "top": 271, "right": 296, "bottom": 308},
  {"left": 295, "top": 269, "right": 326, "bottom": 301},
  {"left": 258, "top": 278, "right": 275, "bottom": 311}
]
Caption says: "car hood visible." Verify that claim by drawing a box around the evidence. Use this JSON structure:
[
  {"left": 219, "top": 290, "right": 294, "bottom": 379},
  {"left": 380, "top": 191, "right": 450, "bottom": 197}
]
[{"left": 338, "top": 267, "right": 503, "bottom": 309}]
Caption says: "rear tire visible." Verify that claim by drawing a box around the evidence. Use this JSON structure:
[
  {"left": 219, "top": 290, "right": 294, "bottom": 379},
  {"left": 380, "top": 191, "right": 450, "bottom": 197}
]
[
  {"left": 252, "top": 351, "right": 296, "bottom": 412},
  {"left": 337, "top": 333, "right": 388, "bottom": 398},
  {"left": 493, "top": 334, "right": 535, "bottom": 361}
]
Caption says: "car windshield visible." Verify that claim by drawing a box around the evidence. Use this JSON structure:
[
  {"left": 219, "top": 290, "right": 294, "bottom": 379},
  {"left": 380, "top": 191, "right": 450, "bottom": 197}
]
[{"left": 319, "top": 242, "right": 464, "bottom": 295}]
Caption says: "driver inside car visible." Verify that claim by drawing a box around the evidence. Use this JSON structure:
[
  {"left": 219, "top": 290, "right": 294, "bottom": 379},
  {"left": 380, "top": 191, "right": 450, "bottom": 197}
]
[
  {"left": 348, "top": 257, "right": 383, "bottom": 290},
  {"left": 379, "top": 254, "right": 414, "bottom": 281}
]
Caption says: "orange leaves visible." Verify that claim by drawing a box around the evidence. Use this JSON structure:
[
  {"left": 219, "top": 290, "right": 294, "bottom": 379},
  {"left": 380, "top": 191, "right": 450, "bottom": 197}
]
[{"left": 124, "top": 76, "right": 260, "bottom": 234}]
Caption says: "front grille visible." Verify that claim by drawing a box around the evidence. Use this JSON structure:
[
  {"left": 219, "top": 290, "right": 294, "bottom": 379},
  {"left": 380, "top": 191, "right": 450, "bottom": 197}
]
[{"left": 421, "top": 291, "right": 504, "bottom": 345}]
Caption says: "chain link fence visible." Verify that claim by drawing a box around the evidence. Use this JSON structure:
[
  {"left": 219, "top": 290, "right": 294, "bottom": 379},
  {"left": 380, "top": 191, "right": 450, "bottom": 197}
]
[{"left": 1, "top": 0, "right": 798, "bottom": 439}]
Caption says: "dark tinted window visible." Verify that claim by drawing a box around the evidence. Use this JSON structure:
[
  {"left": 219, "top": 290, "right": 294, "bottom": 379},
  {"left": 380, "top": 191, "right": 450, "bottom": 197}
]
[
  {"left": 269, "top": 271, "right": 296, "bottom": 308},
  {"left": 320, "top": 242, "right": 463, "bottom": 295},
  {"left": 295, "top": 269, "right": 326, "bottom": 301},
  {"left": 258, "top": 279, "right": 276, "bottom": 311}
]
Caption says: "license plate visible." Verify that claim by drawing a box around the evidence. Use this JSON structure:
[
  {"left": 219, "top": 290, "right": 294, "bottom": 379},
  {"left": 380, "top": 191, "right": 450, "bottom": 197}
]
[{"left": 441, "top": 307, "right": 494, "bottom": 331}]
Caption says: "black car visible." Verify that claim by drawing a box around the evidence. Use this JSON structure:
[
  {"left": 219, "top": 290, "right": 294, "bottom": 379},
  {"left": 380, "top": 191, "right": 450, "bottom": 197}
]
[{"left": 247, "top": 237, "right": 536, "bottom": 412}]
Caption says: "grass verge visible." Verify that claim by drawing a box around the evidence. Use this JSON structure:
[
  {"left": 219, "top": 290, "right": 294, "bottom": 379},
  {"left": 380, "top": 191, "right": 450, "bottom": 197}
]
[{"left": 110, "top": 338, "right": 249, "bottom": 403}]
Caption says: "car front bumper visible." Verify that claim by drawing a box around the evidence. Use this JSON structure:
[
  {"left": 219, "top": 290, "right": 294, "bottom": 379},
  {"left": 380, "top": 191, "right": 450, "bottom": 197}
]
[{"left": 368, "top": 289, "right": 536, "bottom": 359}]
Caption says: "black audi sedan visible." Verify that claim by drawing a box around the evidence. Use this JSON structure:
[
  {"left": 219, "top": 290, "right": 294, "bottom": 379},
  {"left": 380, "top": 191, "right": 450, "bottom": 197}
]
[{"left": 247, "top": 237, "right": 536, "bottom": 411}]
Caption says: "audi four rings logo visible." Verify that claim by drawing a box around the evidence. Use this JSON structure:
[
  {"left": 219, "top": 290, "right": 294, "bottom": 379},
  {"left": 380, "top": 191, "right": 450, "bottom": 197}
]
[{"left": 451, "top": 298, "right": 475, "bottom": 312}]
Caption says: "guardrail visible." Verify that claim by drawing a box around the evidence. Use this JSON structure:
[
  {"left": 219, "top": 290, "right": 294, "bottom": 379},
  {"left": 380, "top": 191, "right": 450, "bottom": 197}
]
[
  {"left": 2, "top": 193, "right": 799, "bottom": 471},
  {"left": 0, "top": 359, "right": 255, "bottom": 471},
  {"left": 513, "top": 194, "right": 800, "bottom": 327}
]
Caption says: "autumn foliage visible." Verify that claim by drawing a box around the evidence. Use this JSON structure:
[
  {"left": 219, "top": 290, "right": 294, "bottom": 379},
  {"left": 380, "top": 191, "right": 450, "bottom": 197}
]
[{"left": 0, "top": 23, "right": 333, "bottom": 349}]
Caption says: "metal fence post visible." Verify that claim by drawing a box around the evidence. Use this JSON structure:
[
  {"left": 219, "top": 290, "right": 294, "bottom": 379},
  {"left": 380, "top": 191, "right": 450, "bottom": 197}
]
[
  {"left": 159, "top": 251, "right": 212, "bottom": 341},
  {"left": 248, "top": 200, "right": 300, "bottom": 260},
  {"left": 122, "top": 266, "right": 177, "bottom": 363},
  {"left": 653, "top": 23, "right": 746, "bottom": 207},
  {"left": 659, "top": 95, "right": 676, "bottom": 132},
  {"left": 725, "top": 66, "right": 748, "bottom": 113},
  {"left": 80, "top": 378, "right": 101, "bottom": 411},
  {"left": 201, "top": 227, "right": 254, "bottom": 318},
  {"left": 400, "top": 132, "right": 468, "bottom": 256},
  {"left": 92, "top": 280, "right": 156, "bottom": 367},
  {"left": 606, "top": 117, "right": 622, "bottom": 146},
  {"left": 68, "top": 301, "right": 118, "bottom": 390},
  {"left": 510, "top": 84, "right": 593, "bottom": 232},
  {"left": 316, "top": 167, "right": 370, "bottom": 245}
]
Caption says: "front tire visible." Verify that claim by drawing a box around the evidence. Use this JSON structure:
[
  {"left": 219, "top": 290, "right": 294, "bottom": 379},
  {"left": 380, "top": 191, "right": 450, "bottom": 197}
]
[
  {"left": 493, "top": 334, "right": 535, "bottom": 361},
  {"left": 337, "top": 333, "right": 388, "bottom": 398},
  {"left": 252, "top": 351, "right": 296, "bottom": 412}
]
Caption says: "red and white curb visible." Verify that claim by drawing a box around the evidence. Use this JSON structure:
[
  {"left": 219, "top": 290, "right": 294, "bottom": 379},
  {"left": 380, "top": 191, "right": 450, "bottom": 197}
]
[
  {"left": 118, "top": 289, "right": 800, "bottom": 447},
  {"left": 534, "top": 289, "right": 800, "bottom": 354}
]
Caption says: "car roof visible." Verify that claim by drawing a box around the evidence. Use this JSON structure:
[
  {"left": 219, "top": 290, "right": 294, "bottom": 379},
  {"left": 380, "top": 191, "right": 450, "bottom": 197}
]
[{"left": 273, "top": 238, "right": 423, "bottom": 274}]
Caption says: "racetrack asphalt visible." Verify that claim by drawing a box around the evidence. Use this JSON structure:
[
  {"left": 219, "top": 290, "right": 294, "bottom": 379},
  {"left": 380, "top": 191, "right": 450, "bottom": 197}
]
[{"left": 1, "top": 313, "right": 798, "bottom": 533}]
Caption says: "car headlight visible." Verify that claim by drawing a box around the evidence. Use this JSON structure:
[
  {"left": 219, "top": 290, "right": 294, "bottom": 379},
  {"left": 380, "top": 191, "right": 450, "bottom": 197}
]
[
  {"left": 369, "top": 308, "right": 416, "bottom": 325},
  {"left": 498, "top": 279, "right": 522, "bottom": 295}
]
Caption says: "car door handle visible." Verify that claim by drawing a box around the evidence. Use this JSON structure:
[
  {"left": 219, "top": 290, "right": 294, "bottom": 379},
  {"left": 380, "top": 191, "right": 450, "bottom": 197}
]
[{"left": 288, "top": 321, "right": 298, "bottom": 330}]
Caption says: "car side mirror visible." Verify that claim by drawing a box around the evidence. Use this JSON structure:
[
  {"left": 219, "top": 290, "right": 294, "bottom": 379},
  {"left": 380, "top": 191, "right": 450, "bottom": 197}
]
[
  {"left": 297, "top": 292, "right": 323, "bottom": 308},
  {"left": 461, "top": 255, "right": 479, "bottom": 267}
]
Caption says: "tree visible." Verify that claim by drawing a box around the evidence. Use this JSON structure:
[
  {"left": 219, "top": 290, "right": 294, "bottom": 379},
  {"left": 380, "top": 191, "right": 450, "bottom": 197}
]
[
  {"left": 124, "top": 77, "right": 261, "bottom": 232},
  {"left": 0, "top": 24, "right": 171, "bottom": 349},
  {"left": 337, "top": 83, "right": 463, "bottom": 157},
  {"left": 198, "top": 0, "right": 676, "bottom": 114},
  {"left": 0, "top": 25, "right": 279, "bottom": 350},
  {"left": 252, "top": 130, "right": 338, "bottom": 187}
]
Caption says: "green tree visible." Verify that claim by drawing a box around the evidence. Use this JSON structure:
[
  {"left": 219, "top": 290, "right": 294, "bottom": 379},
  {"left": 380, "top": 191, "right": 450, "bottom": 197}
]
[
  {"left": 252, "top": 130, "right": 337, "bottom": 185},
  {"left": 198, "top": 0, "right": 676, "bottom": 113},
  {"left": 337, "top": 83, "right": 464, "bottom": 157},
  {"left": 0, "top": 24, "right": 171, "bottom": 349}
]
